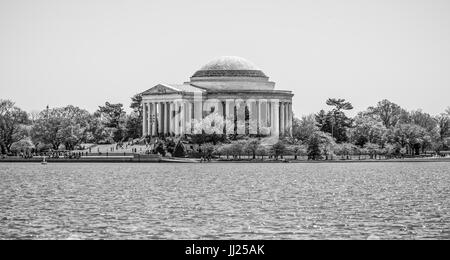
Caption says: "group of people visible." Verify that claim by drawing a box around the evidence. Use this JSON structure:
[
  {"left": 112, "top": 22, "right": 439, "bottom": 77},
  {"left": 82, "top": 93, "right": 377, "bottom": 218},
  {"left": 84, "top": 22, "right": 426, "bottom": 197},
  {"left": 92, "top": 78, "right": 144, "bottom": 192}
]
[{"left": 9, "top": 151, "right": 87, "bottom": 159}]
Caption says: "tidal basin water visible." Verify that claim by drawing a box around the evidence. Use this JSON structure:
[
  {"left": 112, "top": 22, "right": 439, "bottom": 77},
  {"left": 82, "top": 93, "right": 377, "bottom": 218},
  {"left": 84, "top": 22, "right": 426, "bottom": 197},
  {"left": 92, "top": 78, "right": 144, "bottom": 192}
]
[{"left": 0, "top": 162, "right": 449, "bottom": 240}]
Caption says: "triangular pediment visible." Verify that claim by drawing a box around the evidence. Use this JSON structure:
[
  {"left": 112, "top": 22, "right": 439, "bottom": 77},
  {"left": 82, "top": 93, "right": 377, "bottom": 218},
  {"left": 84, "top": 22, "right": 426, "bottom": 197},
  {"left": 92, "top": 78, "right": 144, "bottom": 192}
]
[{"left": 142, "top": 84, "right": 180, "bottom": 95}]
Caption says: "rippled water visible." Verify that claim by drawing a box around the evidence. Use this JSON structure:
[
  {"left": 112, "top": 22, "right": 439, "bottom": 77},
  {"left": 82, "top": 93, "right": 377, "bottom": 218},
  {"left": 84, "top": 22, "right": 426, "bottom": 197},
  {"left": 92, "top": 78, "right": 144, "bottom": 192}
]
[{"left": 0, "top": 162, "right": 449, "bottom": 240}]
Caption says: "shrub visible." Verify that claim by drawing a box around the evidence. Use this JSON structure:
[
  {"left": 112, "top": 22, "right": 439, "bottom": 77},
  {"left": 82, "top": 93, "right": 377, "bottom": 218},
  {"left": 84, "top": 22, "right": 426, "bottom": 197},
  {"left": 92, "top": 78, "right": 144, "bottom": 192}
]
[
  {"left": 173, "top": 141, "right": 186, "bottom": 158},
  {"left": 155, "top": 142, "right": 166, "bottom": 156},
  {"left": 166, "top": 138, "right": 176, "bottom": 155},
  {"left": 10, "top": 139, "right": 34, "bottom": 153}
]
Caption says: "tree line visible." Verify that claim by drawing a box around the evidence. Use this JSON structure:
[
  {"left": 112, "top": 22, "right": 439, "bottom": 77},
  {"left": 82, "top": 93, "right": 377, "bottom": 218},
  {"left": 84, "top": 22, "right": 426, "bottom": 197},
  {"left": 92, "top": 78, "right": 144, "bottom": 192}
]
[
  {"left": 292, "top": 99, "right": 450, "bottom": 159},
  {"left": 0, "top": 94, "right": 143, "bottom": 154},
  {"left": 0, "top": 96, "right": 449, "bottom": 160}
]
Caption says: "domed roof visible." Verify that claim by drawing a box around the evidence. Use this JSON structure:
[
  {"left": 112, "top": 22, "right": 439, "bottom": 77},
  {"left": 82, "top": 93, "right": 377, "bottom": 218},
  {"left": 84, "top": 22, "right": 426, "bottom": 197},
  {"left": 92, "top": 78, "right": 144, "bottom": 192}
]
[
  {"left": 200, "top": 56, "right": 259, "bottom": 70},
  {"left": 192, "top": 56, "right": 267, "bottom": 78}
]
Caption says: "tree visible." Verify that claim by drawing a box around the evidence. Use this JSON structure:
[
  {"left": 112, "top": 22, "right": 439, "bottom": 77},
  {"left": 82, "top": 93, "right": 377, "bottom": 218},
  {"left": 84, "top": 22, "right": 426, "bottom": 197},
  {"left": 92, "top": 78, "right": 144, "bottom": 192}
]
[
  {"left": 130, "top": 94, "right": 143, "bottom": 116},
  {"left": 315, "top": 110, "right": 330, "bottom": 132},
  {"left": 229, "top": 142, "right": 244, "bottom": 159},
  {"left": 256, "top": 146, "right": 267, "bottom": 160},
  {"left": 0, "top": 100, "right": 29, "bottom": 154},
  {"left": 364, "top": 142, "right": 380, "bottom": 159},
  {"left": 410, "top": 110, "right": 437, "bottom": 133},
  {"left": 348, "top": 114, "right": 388, "bottom": 147},
  {"left": 124, "top": 112, "right": 141, "bottom": 140},
  {"left": 316, "top": 98, "right": 353, "bottom": 143},
  {"left": 191, "top": 112, "right": 232, "bottom": 144},
  {"left": 367, "top": 99, "right": 403, "bottom": 128},
  {"left": 60, "top": 105, "right": 91, "bottom": 149},
  {"left": 271, "top": 141, "right": 287, "bottom": 159},
  {"left": 245, "top": 139, "right": 261, "bottom": 159},
  {"left": 334, "top": 143, "right": 357, "bottom": 160},
  {"left": 326, "top": 98, "right": 354, "bottom": 111},
  {"left": 383, "top": 143, "right": 397, "bottom": 159},
  {"left": 31, "top": 106, "right": 90, "bottom": 150},
  {"left": 10, "top": 138, "right": 34, "bottom": 153},
  {"left": 97, "top": 102, "right": 126, "bottom": 142},
  {"left": 307, "top": 133, "right": 322, "bottom": 160},
  {"left": 436, "top": 113, "right": 450, "bottom": 150},
  {"left": 202, "top": 143, "right": 215, "bottom": 160},
  {"left": 292, "top": 115, "right": 318, "bottom": 142},
  {"left": 130, "top": 94, "right": 143, "bottom": 137},
  {"left": 290, "top": 144, "right": 307, "bottom": 160},
  {"left": 306, "top": 131, "right": 335, "bottom": 160},
  {"left": 85, "top": 112, "right": 109, "bottom": 144},
  {"left": 217, "top": 144, "right": 232, "bottom": 159},
  {"left": 391, "top": 123, "right": 428, "bottom": 156}
]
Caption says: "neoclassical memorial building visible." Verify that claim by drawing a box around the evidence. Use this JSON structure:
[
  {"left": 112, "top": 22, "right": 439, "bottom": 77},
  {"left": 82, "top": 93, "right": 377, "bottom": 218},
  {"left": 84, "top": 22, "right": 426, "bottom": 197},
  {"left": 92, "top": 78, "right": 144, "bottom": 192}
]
[{"left": 140, "top": 56, "right": 294, "bottom": 138}]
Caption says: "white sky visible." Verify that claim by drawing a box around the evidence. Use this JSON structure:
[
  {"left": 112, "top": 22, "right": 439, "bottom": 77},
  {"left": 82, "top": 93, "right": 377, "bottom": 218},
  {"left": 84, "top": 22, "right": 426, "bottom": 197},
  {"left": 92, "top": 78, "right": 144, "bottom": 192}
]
[{"left": 1, "top": 0, "right": 449, "bottom": 116}]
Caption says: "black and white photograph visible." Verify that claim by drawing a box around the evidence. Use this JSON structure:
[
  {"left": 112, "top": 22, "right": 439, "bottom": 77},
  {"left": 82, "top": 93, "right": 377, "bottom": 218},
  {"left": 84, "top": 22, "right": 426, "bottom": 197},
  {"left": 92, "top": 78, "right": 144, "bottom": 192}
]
[{"left": 1, "top": 0, "right": 449, "bottom": 246}]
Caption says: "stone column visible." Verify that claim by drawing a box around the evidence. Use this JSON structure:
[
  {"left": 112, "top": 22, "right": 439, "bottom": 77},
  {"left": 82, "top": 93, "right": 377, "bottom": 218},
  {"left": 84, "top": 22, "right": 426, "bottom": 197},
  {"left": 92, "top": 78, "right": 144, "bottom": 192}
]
[
  {"left": 217, "top": 100, "right": 224, "bottom": 118},
  {"left": 249, "top": 99, "right": 259, "bottom": 135},
  {"left": 185, "top": 102, "right": 192, "bottom": 135},
  {"left": 174, "top": 101, "right": 180, "bottom": 136},
  {"left": 165, "top": 102, "right": 170, "bottom": 135},
  {"left": 192, "top": 99, "right": 202, "bottom": 134},
  {"left": 169, "top": 102, "right": 175, "bottom": 135},
  {"left": 280, "top": 102, "right": 285, "bottom": 136},
  {"left": 259, "top": 99, "right": 268, "bottom": 135},
  {"left": 192, "top": 101, "right": 196, "bottom": 134},
  {"left": 155, "top": 103, "right": 161, "bottom": 135},
  {"left": 164, "top": 102, "right": 168, "bottom": 134},
  {"left": 284, "top": 103, "right": 288, "bottom": 135},
  {"left": 149, "top": 102, "right": 153, "bottom": 136},
  {"left": 283, "top": 102, "right": 287, "bottom": 135},
  {"left": 225, "top": 99, "right": 235, "bottom": 135},
  {"left": 289, "top": 102, "right": 293, "bottom": 136},
  {"left": 180, "top": 101, "right": 186, "bottom": 136},
  {"left": 142, "top": 102, "right": 147, "bottom": 137},
  {"left": 160, "top": 102, "right": 165, "bottom": 135},
  {"left": 257, "top": 100, "right": 262, "bottom": 135},
  {"left": 163, "top": 102, "right": 166, "bottom": 134},
  {"left": 247, "top": 99, "right": 257, "bottom": 135},
  {"left": 151, "top": 103, "right": 157, "bottom": 136},
  {"left": 220, "top": 100, "right": 226, "bottom": 135},
  {"left": 271, "top": 100, "right": 280, "bottom": 137},
  {"left": 285, "top": 102, "right": 290, "bottom": 135},
  {"left": 236, "top": 99, "right": 245, "bottom": 135}
]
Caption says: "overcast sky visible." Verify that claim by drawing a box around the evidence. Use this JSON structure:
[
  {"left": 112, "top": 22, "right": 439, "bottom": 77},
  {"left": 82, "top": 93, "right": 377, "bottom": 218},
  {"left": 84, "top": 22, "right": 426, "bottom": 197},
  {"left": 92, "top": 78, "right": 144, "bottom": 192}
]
[{"left": 1, "top": 0, "right": 449, "bottom": 116}]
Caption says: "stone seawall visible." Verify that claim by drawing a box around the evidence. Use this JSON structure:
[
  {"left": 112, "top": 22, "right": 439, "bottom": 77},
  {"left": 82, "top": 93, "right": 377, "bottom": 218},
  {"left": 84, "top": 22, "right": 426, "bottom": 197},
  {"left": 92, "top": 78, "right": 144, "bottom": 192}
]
[{"left": 0, "top": 157, "right": 160, "bottom": 163}]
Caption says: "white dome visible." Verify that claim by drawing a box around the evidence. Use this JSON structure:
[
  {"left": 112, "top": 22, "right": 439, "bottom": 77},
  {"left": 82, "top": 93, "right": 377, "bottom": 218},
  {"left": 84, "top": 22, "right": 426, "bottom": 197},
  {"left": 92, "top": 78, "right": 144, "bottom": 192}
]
[
  {"left": 199, "top": 56, "right": 260, "bottom": 71},
  {"left": 189, "top": 56, "right": 274, "bottom": 91},
  {"left": 192, "top": 56, "right": 267, "bottom": 78}
]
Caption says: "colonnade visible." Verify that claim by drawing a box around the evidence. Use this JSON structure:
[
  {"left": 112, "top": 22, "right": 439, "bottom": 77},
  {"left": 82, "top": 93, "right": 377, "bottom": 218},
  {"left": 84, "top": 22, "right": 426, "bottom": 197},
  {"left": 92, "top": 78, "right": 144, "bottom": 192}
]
[{"left": 142, "top": 99, "right": 293, "bottom": 137}]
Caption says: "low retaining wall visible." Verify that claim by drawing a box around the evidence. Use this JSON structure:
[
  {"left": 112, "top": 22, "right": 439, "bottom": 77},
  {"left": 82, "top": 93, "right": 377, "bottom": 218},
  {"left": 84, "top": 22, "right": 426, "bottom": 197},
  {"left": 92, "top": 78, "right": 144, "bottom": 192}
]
[{"left": 0, "top": 157, "right": 161, "bottom": 163}]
